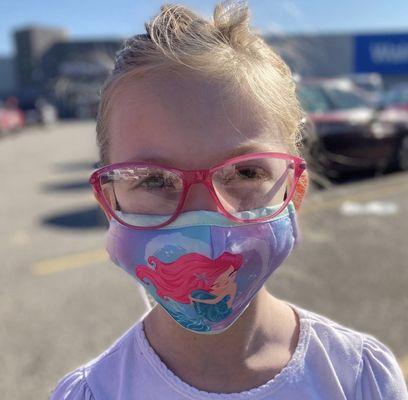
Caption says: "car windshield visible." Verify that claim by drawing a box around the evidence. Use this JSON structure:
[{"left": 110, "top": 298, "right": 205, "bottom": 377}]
[
  {"left": 323, "top": 88, "right": 368, "bottom": 110},
  {"left": 382, "top": 87, "right": 408, "bottom": 106},
  {"left": 297, "top": 85, "right": 331, "bottom": 113}
]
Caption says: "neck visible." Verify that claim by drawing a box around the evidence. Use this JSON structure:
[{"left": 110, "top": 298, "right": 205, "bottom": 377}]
[{"left": 143, "top": 287, "right": 300, "bottom": 392}]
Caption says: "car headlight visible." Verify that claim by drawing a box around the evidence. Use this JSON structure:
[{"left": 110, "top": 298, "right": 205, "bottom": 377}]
[{"left": 369, "top": 121, "right": 395, "bottom": 138}]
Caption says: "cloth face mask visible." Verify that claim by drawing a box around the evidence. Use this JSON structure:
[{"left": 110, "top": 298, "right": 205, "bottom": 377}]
[{"left": 106, "top": 201, "right": 300, "bottom": 334}]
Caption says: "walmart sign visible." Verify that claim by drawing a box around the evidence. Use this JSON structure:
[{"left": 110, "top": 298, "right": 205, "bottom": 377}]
[{"left": 355, "top": 34, "right": 408, "bottom": 74}]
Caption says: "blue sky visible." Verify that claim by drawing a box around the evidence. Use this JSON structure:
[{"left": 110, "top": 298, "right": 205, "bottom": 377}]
[{"left": 1, "top": 0, "right": 407, "bottom": 56}]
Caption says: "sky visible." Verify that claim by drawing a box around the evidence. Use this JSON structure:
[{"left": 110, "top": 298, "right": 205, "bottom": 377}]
[{"left": 1, "top": 0, "right": 407, "bottom": 57}]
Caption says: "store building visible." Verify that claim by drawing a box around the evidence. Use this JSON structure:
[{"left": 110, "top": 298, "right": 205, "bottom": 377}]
[{"left": 266, "top": 31, "right": 408, "bottom": 88}]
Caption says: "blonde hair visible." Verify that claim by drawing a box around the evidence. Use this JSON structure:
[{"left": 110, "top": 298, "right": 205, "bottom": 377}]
[{"left": 96, "top": 1, "right": 304, "bottom": 165}]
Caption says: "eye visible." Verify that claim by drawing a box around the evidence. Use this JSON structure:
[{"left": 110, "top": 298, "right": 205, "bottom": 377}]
[
  {"left": 237, "top": 166, "right": 267, "bottom": 179},
  {"left": 132, "top": 174, "right": 180, "bottom": 190},
  {"left": 223, "top": 166, "right": 271, "bottom": 183},
  {"left": 142, "top": 174, "right": 167, "bottom": 188}
]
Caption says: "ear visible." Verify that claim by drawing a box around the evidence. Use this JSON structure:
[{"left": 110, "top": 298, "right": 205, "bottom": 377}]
[{"left": 292, "top": 170, "right": 309, "bottom": 211}]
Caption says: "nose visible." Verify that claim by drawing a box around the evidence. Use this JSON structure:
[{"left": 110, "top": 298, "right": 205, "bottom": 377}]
[{"left": 182, "top": 182, "right": 220, "bottom": 212}]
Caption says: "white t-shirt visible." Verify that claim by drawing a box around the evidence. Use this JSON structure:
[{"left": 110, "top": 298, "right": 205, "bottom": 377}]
[{"left": 49, "top": 304, "right": 407, "bottom": 399}]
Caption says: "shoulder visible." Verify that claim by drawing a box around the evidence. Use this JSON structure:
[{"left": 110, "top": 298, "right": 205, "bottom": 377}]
[
  {"left": 355, "top": 335, "right": 408, "bottom": 399},
  {"left": 49, "top": 367, "right": 94, "bottom": 400},
  {"left": 293, "top": 305, "right": 407, "bottom": 399},
  {"left": 49, "top": 321, "right": 142, "bottom": 400}
]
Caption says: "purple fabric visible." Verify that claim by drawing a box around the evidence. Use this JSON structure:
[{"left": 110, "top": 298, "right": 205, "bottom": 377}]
[{"left": 49, "top": 304, "right": 408, "bottom": 399}]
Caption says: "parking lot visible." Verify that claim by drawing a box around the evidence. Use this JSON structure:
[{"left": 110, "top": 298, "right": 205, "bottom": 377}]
[{"left": 0, "top": 121, "right": 407, "bottom": 399}]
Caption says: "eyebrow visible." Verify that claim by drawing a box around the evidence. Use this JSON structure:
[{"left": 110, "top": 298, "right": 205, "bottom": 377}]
[
  {"left": 226, "top": 143, "right": 274, "bottom": 158},
  {"left": 123, "top": 142, "right": 274, "bottom": 166}
]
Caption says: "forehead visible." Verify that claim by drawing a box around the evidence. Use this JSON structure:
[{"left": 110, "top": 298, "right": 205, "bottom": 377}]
[{"left": 108, "top": 71, "right": 288, "bottom": 168}]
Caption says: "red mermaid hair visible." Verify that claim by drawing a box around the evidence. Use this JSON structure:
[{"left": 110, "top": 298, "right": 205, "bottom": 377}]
[{"left": 135, "top": 252, "right": 243, "bottom": 304}]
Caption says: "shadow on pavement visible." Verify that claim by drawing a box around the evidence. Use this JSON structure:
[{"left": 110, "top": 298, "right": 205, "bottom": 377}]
[
  {"left": 53, "top": 160, "right": 98, "bottom": 173},
  {"left": 316, "top": 168, "right": 396, "bottom": 187},
  {"left": 42, "top": 180, "right": 91, "bottom": 192},
  {"left": 42, "top": 206, "right": 108, "bottom": 230}
]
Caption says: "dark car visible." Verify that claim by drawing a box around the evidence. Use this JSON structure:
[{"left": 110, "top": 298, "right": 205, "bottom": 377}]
[
  {"left": 18, "top": 97, "right": 58, "bottom": 126},
  {"left": 297, "top": 80, "right": 408, "bottom": 179},
  {"left": 378, "top": 84, "right": 408, "bottom": 171}
]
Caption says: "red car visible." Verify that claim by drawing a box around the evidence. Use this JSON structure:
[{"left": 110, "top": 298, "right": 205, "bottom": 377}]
[{"left": 0, "top": 99, "right": 24, "bottom": 134}]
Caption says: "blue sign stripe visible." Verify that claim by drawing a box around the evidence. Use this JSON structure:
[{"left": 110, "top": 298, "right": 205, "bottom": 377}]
[{"left": 354, "top": 34, "right": 408, "bottom": 74}]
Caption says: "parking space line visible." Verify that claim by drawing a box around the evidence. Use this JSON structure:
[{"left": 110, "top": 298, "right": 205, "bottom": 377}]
[
  {"left": 32, "top": 248, "right": 108, "bottom": 276},
  {"left": 302, "top": 181, "right": 408, "bottom": 215}
]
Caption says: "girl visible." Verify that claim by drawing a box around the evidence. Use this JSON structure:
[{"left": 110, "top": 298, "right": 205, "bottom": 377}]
[{"left": 51, "top": 2, "right": 407, "bottom": 399}]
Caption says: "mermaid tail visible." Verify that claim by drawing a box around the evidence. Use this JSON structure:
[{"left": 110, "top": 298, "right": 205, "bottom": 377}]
[{"left": 191, "top": 290, "right": 232, "bottom": 322}]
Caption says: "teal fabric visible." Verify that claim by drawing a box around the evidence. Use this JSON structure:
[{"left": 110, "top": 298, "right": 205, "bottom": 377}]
[{"left": 116, "top": 201, "right": 295, "bottom": 228}]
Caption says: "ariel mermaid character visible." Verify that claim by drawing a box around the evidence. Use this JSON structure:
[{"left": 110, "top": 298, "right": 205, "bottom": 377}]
[{"left": 135, "top": 252, "right": 243, "bottom": 327}]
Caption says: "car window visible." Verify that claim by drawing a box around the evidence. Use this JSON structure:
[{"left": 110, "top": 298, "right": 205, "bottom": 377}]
[
  {"left": 383, "top": 88, "right": 408, "bottom": 106},
  {"left": 297, "top": 85, "right": 331, "bottom": 113},
  {"left": 324, "top": 88, "right": 368, "bottom": 110}
]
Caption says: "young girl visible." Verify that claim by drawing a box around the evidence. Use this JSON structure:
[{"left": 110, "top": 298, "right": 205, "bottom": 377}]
[{"left": 50, "top": 2, "right": 407, "bottom": 398}]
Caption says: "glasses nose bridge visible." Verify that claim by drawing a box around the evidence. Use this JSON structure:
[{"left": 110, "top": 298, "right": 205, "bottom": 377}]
[
  {"left": 182, "top": 169, "right": 216, "bottom": 207},
  {"left": 184, "top": 169, "right": 210, "bottom": 186}
]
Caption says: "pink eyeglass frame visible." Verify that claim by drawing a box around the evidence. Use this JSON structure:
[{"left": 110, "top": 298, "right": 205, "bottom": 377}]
[{"left": 89, "top": 152, "right": 307, "bottom": 230}]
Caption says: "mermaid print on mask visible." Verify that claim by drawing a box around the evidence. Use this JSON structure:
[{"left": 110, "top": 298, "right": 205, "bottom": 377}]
[
  {"left": 135, "top": 252, "right": 243, "bottom": 329},
  {"left": 106, "top": 201, "right": 300, "bottom": 334}
]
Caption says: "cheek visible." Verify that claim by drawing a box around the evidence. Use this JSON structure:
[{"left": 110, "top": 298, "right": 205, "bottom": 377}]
[{"left": 102, "top": 187, "right": 117, "bottom": 209}]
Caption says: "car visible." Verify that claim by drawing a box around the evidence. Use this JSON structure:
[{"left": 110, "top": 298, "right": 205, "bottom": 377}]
[
  {"left": 378, "top": 84, "right": 408, "bottom": 171},
  {"left": 297, "top": 79, "right": 408, "bottom": 179},
  {"left": 0, "top": 99, "right": 24, "bottom": 135},
  {"left": 17, "top": 96, "right": 58, "bottom": 126},
  {"left": 381, "top": 84, "right": 408, "bottom": 111}
]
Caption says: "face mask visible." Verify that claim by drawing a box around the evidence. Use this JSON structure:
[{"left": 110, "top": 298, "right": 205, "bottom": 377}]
[{"left": 106, "top": 201, "right": 300, "bottom": 334}]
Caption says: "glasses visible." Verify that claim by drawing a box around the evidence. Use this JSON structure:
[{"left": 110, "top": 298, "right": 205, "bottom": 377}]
[{"left": 89, "top": 152, "right": 307, "bottom": 229}]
